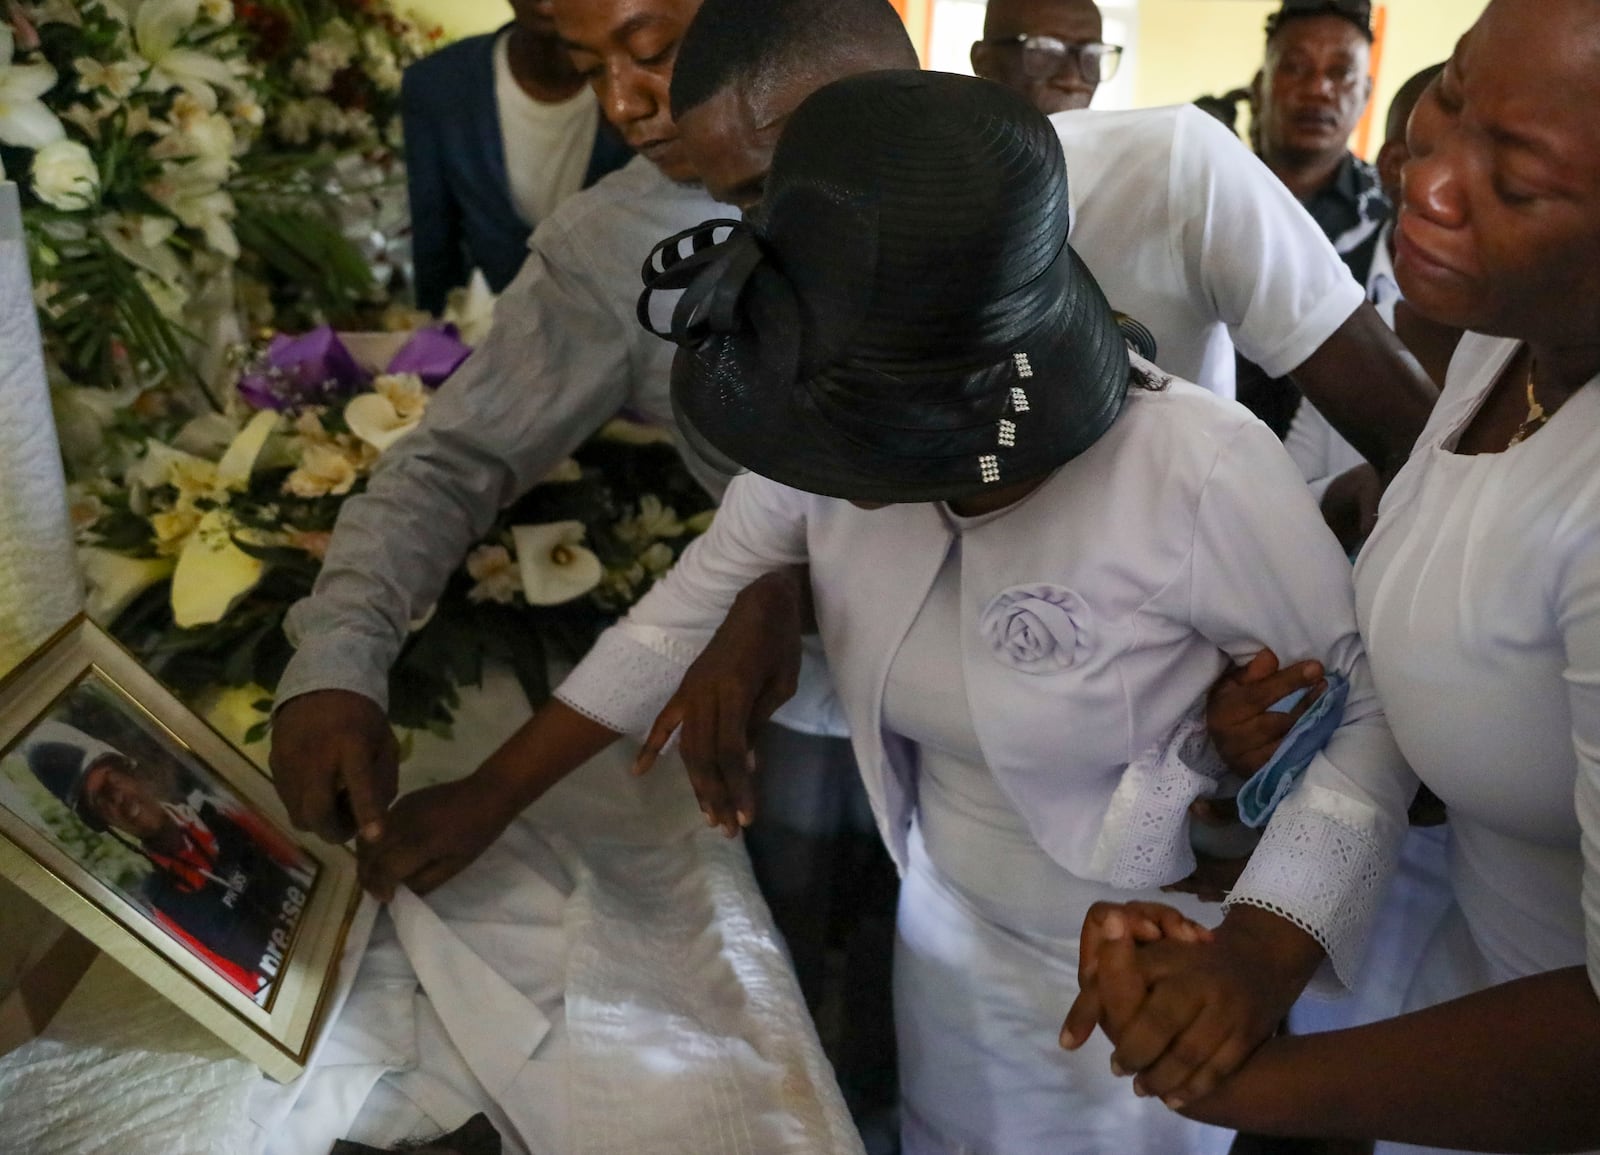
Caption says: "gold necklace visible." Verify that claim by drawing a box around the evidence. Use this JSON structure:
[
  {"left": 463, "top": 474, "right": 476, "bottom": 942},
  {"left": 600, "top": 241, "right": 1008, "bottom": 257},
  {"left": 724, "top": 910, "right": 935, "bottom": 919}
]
[{"left": 1506, "top": 356, "right": 1550, "bottom": 447}]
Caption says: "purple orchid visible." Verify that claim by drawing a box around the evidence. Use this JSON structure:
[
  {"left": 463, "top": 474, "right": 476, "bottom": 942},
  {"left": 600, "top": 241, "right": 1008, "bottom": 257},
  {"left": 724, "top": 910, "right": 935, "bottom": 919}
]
[
  {"left": 237, "top": 326, "right": 370, "bottom": 412},
  {"left": 384, "top": 325, "right": 471, "bottom": 387}
]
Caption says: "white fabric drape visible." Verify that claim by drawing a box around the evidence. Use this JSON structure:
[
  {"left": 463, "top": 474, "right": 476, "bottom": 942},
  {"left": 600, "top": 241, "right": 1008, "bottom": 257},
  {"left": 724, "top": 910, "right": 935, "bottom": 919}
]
[{"left": 0, "top": 181, "right": 81, "bottom": 674}]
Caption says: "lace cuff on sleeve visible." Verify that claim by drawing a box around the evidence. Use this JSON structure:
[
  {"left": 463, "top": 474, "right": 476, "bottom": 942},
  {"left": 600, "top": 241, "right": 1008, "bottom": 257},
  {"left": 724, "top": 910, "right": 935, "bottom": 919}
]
[
  {"left": 554, "top": 624, "right": 708, "bottom": 740},
  {"left": 1225, "top": 779, "right": 1401, "bottom": 992},
  {"left": 1086, "top": 704, "right": 1230, "bottom": 890}
]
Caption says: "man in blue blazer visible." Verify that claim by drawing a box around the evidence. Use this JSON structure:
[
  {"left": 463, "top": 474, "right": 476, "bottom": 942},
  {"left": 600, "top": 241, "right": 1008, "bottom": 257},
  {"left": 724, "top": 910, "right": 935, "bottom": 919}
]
[{"left": 402, "top": 0, "right": 632, "bottom": 314}]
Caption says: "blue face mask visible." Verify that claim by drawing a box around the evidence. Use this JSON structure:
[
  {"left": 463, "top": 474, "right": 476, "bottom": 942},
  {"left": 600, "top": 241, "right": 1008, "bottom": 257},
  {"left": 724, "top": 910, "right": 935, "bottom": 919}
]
[{"left": 1235, "top": 671, "right": 1351, "bottom": 828}]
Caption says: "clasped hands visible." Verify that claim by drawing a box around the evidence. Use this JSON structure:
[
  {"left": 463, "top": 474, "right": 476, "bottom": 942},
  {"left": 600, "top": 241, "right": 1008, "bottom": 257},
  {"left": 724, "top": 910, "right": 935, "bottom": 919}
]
[
  {"left": 1059, "top": 900, "right": 1318, "bottom": 1118},
  {"left": 1058, "top": 646, "right": 1330, "bottom": 1115}
]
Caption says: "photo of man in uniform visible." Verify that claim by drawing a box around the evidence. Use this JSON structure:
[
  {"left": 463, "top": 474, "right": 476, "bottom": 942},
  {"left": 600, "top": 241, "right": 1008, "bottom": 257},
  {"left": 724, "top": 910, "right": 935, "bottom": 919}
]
[{"left": 4, "top": 684, "right": 317, "bottom": 1008}]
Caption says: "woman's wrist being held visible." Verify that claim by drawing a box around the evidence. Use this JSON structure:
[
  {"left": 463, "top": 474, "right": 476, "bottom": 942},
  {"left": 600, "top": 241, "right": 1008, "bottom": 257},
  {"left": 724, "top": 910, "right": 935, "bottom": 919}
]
[
  {"left": 472, "top": 700, "right": 624, "bottom": 818},
  {"left": 1214, "top": 903, "right": 1326, "bottom": 1007}
]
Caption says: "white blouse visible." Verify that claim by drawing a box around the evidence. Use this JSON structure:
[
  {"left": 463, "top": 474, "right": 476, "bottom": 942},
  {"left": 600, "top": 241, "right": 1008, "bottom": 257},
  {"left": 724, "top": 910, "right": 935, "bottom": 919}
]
[
  {"left": 558, "top": 375, "right": 1413, "bottom": 984},
  {"left": 1355, "top": 333, "right": 1600, "bottom": 997}
]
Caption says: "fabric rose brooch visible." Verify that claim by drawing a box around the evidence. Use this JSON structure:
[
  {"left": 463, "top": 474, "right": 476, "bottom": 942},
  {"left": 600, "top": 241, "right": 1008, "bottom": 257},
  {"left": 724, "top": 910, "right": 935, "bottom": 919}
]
[{"left": 980, "top": 584, "right": 1095, "bottom": 673}]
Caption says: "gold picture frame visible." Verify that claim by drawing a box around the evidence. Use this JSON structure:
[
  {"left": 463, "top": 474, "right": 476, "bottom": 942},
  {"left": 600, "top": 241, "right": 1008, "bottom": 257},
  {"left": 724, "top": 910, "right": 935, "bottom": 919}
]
[{"left": 0, "top": 615, "right": 361, "bottom": 1081}]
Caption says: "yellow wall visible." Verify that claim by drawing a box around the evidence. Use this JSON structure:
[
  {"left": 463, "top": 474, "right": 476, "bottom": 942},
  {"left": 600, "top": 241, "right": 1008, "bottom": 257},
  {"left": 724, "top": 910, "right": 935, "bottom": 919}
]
[
  {"left": 405, "top": 0, "right": 1483, "bottom": 155},
  {"left": 1133, "top": 0, "right": 1485, "bottom": 157},
  {"left": 407, "top": 0, "right": 506, "bottom": 38}
]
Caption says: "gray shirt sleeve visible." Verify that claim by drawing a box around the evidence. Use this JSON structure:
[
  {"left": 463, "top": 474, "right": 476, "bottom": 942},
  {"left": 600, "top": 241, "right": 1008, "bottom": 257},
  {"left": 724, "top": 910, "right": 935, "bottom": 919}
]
[{"left": 277, "top": 212, "right": 634, "bottom": 711}]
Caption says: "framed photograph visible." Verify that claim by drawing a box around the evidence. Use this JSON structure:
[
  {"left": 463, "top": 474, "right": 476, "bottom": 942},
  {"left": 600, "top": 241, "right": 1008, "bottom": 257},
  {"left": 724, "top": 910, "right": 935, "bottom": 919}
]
[{"left": 0, "top": 616, "right": 362, "bottom": 1081}]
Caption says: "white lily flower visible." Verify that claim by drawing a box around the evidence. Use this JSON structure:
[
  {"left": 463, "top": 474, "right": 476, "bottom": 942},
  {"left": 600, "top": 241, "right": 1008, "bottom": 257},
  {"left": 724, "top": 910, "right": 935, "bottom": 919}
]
[
  {"left": 344, "top": 372, "right": 428, "bottom": 453},
  {"left": 151, "top": 102, "right": 234, "bottom": 168},
  {"left": 442, "top": 269, "right": 496, "bottom": 345},
  {"left": 513, "top": 521, "right": 603, "bottom": 606},
  {"left": 99, "top": 212, "right": 183, "bottom": 283},
  {"left": 133, "top": 0, "right": 240, "bottom": 111},
  {"left": 170, "top": 410, "right": 240, "bottom": 458},
  {"left": 135, "top": 267, "right": 187, "bottom": 319},
  {"left": 60, "top": 99, "right": 113, "bottom": 134},
  {"left": 75, "top": 56, "right": 144, "bottom": 99},
  {"left": 170, "top": 508, "right": 262, "bottom": 627},
  {"left": 616, "top": 494, "right": 685, "bottom": 548},
  {"left": 78, "top": 546, "right": 175, "bottom": 624},
  {"left": 127, "top": 436, "right": 210, "bottom": 489},
  {"left": 124, "top": 104, "right": 159, "bottom": 137},
  {"left": 282, "top": 440, "right": 362, "bottom": 498},
  {"left": 0, "top": 26, "right": 64, "bottom": 151},
  {"left": 146, "top": 161, "right": 238, "bottom": 257},
  {"left": 464, "top": 544, "right": 520, "bottom": 605}
]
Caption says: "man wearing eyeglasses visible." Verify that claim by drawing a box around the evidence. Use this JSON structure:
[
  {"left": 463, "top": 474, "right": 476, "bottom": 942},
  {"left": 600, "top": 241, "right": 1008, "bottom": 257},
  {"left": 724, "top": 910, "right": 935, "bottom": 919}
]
[{"left": 971, "top": 0, "right": 1120, "bottom": 114}]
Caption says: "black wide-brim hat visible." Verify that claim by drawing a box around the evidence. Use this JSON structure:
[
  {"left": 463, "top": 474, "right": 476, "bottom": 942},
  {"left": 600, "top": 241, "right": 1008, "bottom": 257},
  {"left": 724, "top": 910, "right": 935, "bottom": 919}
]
[{"left": 639, "top": 70, "right": 1131, "bottom": 504}]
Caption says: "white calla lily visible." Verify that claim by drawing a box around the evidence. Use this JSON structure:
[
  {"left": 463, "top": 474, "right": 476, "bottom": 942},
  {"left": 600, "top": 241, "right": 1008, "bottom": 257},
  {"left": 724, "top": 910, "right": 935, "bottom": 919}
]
[
  {"left": 133, "top": 0, "right": 240, "bottom": 110},
  {"left": 215, "top": 409, "right": 279, "bottom": 488},
  {"left": 0, "top": 26, "right": 65, "bottom": 152},
  {"left": 78, "top": 546, "right": 175, "bottom": 624},
  {"left": 170, "top": 508, "right": 263, "bottom": 627},
  {"left": 513, "top": 521, "right": 603, "bottom": 606},
  {"left": 345, "top": 373, "right": 428, "bottom": 453}
]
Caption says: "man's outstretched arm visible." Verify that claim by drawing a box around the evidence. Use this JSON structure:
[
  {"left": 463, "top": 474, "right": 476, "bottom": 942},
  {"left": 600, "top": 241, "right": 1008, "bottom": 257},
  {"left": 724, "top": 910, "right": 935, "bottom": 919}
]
[
  {"left": 1289, "top": 301, "right": 1438, "bottom": 479},
  {"left": 271, "top": 218, "right": 635, "bottom": 844}
]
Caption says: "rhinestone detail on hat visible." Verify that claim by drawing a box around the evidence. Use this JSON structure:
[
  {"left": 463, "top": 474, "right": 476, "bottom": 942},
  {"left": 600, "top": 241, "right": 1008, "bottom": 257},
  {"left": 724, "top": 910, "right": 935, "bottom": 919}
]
[
  {"left": 1013, "top": 352, "right": 1033, "bottom": 379},
  {"left": 998, "top": 419, "right": 1016, "bottom": 447},
  {"left": 1010, "top": 387, "right": 1031, "bottom": 413},
  {"left": 979, "top": 454, "right": 1001, "bottom": 484}
]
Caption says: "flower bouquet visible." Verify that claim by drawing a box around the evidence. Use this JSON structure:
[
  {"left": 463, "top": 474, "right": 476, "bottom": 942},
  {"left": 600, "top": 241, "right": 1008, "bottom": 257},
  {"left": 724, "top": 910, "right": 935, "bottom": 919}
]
[
  {"left": 4, "top": 0, "right": 263, "bottom": 400},
  {"left": 71, "top": 324, "right": 716, "bottom": 741},
  {"left": 231, "top": 0, "right": 447, "bottom": 329}
]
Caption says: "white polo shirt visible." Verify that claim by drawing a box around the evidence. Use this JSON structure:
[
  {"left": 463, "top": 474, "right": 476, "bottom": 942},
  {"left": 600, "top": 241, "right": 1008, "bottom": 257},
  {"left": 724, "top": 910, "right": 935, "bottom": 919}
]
[{"left": 1055, "top": 104, "right": 1366, "bottom": 400}]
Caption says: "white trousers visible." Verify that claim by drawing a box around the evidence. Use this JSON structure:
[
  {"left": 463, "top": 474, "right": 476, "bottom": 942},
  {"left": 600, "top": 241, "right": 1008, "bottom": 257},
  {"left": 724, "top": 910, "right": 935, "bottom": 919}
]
[{"left": 894, "top": 826, "right": 1234, "bottom": 1155}]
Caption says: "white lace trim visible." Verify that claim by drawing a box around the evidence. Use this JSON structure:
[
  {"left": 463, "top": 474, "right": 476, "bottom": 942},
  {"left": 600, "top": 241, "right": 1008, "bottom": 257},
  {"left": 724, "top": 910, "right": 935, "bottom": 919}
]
[
  {"left": 554, "top": 627, "right": 698, "bottom": 740},
  {"left": 1225, "top": 797, "right": 1396, "bottom": 992},
  {"left": 1088, "top": 705, "right": 1230, "bottom": 890}
]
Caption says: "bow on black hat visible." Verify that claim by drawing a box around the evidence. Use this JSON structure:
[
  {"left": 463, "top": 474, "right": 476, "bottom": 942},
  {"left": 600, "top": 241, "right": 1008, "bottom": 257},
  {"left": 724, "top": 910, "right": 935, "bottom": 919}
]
[{"left": 634, "top": 70, "right": 1132, "bottom": 504}]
